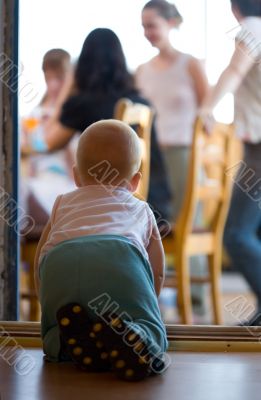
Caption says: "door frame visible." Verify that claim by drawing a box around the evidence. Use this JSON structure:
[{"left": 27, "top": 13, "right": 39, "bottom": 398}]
[{"left": 0, "top": 0, "right": 19, "bottom": 320}]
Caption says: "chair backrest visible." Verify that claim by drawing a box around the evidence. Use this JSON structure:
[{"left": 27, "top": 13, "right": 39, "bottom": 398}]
[
  {"left": 114, "top": 98, "right": 154, "bottom": 200},
  {"left": 176, "top": 117, "right": 235, "bottom": 241}
]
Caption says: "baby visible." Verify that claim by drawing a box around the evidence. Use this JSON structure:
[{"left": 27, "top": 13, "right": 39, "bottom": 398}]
[{"left": 35, "top": 119, "right": 168, "bottom": 381}]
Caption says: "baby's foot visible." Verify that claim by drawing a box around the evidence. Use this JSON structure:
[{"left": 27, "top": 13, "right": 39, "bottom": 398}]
[
  {"left": 90, "top": 311, "right": 156, "bottom": 381},
  {"left": 56, "top": 303, "right": 110, "bottom": 372}
]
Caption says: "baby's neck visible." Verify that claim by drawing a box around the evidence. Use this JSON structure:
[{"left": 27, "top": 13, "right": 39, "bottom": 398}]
[{"left": 80, "top": 180, "right": 132, "bottom": 192}]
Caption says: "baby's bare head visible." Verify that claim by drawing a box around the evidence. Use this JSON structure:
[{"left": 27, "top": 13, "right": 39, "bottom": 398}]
[{"left": 76, "top": 119, "right": 142, "bottom": 186}]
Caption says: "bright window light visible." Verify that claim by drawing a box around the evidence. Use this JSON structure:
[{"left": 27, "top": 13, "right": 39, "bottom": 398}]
[{"left": 19, "top": 0, "right": 237, "bottom": 122}]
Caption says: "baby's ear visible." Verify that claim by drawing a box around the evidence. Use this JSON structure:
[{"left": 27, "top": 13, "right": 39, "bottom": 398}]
[
  {"left": 73, "top": 165, "right": 82, "bottom": 187},
  {"left": 130, "top": 171, "right": 142, "bottom": 193}
]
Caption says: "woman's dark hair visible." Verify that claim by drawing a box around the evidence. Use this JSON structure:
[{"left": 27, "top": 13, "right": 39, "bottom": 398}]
[
  {"left": 75, "top": 28, "right": 135, "bottom": 96},
  {"left": 231, "top": 0, "right": 261, "bottom": 16},
  {"left": 143, "top": 0, "right": 183, "bottom": 25}
]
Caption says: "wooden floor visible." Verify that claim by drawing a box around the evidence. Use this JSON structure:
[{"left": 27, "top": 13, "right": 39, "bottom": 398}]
[{"left": 1, "top": 347, "right": 261, "bottom": 400}]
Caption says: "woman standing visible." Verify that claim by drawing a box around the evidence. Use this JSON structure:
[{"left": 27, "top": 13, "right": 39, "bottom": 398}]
[
  {"left": 201, "top": 0, "right": 261, "bottom": 326},
  {"left": 136, "top": 0, "right": 208, "bottom": 221}
]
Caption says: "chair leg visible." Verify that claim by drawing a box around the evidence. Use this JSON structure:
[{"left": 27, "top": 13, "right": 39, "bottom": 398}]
[
  {"left": 208, "top": 252, "right": 223, "bottom": 325},
  {"left": 21, "top": 242, "right": 40, "bottom": 321},
  {"left": 28, "top": 258, "right": 40, "bottom": 321},
  {"left": 176, "top": 251, "right": 193, "bottom": 324}
]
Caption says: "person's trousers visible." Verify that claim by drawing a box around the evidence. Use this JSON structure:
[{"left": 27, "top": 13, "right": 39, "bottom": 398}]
[
  {"left": 224, "top": 142, "right": 261, "bottom": 310},
  {"left": 39, "top": 235, "right": 168, "bottom": 361}
]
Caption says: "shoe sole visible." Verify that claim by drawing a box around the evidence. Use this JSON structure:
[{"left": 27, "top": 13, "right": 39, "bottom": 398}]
[
  {"left": 92, "top": 310, "right": 153, "bottom": 381},
  {"left": 56, "top": 303, "right": 111, "bottom": 372}
]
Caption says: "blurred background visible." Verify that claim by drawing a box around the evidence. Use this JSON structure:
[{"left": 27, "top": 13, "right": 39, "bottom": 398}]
[{"left": 19, "top": 0, "right": 237, "bottom": 120}]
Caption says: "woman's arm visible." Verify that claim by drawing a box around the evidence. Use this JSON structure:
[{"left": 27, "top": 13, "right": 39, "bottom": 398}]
[
  {"left": 188, "top": 57, "right": 209, "bottom": 106},
  {"left": 201, "top": 42, "right": 255, "bottom": 113},
  {"left": 147, "top": 226, "right": 165, "bottom": 297},
  {"left": 44, "top": 120, "right": 75, "bottom": 151}
]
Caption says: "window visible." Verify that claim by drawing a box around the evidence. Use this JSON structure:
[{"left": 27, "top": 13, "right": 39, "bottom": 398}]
[{"left": 20, "top": 0, "right": 237, "bottom": 120}]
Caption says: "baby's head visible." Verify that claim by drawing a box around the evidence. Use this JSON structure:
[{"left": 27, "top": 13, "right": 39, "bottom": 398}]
[{"left": 74, "top": 119, "right": 142, "bottom": 191}]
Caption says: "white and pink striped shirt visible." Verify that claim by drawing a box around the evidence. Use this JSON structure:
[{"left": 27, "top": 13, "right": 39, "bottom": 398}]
[{"left": 39, "top": 185, "right": 158, "bottom": 263}]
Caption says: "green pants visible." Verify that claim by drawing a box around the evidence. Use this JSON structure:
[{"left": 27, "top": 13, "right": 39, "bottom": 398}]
[{"left": 39, "top": 235, "right": 168, "bottom": 361}]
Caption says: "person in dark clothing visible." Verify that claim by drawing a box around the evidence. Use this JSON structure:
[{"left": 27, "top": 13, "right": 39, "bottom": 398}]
[
  {"left": 43, "top": 28, "right": 172, "bottom": 224},
  {"left": 201, "top": 0, "right": 261, "bottom": 326}
]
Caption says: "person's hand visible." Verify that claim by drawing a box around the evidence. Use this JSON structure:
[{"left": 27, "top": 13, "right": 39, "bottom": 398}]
[
  {"left": 198, "top": 107, "right": 215, "bottom": 135},
  {"left": 21, "top": 140, "right": 34, "bottom": 157}
]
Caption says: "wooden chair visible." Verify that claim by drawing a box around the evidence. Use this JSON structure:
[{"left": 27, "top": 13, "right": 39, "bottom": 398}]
[
  {"left": 163, "top": 118, "right": 235, "bottom": 325},
  {"left": 114, "top": 98, "right": 154, "bottom": 200},
  {"left": 20, "top": 239, "right": 40, "bottom": 321},
  {"left": 20, "top": 193, "right": 47, "bottom": 321}
]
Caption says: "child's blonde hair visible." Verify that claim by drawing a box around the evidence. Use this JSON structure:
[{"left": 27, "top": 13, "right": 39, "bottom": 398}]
[
  {"left": 42, "top": 48, "right": 70, "bottom": 74},
  {"left": 76, "top": 119, "right": 142, "bottom": 186}
]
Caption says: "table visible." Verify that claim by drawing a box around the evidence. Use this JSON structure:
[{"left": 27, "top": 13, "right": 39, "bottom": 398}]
[{"left": 1, "top": 323, "right": 261, "bottom": 400}]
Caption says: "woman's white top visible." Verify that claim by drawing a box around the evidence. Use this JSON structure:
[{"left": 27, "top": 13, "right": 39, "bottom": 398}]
[
  {"left": 235, "top": 17, "right": 261, "bottom": 143},
  {"left": 136, "top": 53, "right": 198, "bottom": 147}
]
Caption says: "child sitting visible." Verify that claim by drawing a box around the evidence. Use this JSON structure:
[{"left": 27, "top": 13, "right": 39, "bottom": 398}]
[{"left": 34, "top": 119, "right": 168, "bottom": 381}]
